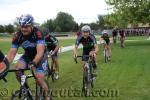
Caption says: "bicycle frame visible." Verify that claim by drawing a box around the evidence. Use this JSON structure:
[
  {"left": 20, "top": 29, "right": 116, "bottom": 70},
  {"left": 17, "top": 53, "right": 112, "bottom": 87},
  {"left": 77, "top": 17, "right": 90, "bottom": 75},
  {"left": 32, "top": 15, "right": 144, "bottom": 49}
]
[
  {"left": 74, "top": 55, "right": 95, "bottom": 96},
  {"left": 103, "top": 44, "right": 109, "bottom": 63},
  {"left": 9, "top": 68, "right": 35, "bottom": 100}
]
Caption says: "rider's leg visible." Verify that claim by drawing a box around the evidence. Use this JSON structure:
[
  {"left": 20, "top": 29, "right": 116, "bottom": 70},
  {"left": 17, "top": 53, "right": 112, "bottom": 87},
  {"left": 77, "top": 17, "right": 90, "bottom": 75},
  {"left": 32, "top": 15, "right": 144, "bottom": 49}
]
[
  {"left": 89, "top": 50, "right": 97, "bottom": 77},
  {"left": 51, "top": 58, "right": 54, "bottom": 70},
  {"left": 122, "top": 37, "right": 125, "bottom": 47},
  {"left": 120, "top": 37, "right": 123, "bottom": 47},
  {"left": 51, "top": 52, "right": 59, "bottom": 79},
  {"left": 35, "top": 73, "right": 49, "bottom": 100},
  {"left": 107, "top": 45, "right": 111, "bottom": 58},
  {"left": 121, "top": 37, "right": 125, "bottom": 48},
  {"left": 15, "top": 55, "right": 27, "bottom": 82},
  {"left": 36, "top": 55, "right": 50, "bottom": 100}
]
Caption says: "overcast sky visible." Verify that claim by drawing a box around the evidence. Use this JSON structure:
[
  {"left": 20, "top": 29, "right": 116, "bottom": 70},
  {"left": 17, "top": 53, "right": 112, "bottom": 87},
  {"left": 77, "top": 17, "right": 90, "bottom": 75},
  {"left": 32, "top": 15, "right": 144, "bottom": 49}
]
[{"left": 0, "top": 0, "right": 110, "bottom": 25}]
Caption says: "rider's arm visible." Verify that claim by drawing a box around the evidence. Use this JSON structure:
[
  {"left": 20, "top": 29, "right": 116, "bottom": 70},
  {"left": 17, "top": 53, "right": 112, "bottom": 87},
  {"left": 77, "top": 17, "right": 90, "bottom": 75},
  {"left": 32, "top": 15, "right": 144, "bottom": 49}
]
[
  {"left": 52, "top": 36, "right": 60, "bottom": 53},
  {"left": 6, "top": 33, "right": 19, "bottom": 63},
  {"left": 6, "top": 48, "right": 18, "bottom": 64},
  {"left": 32, "top": 31, "right": 45, "bottom": 65},
  {"left": 53, "top": 43, "right": 60, "bottom": 53},
  {"left": 73, "top": 45, "right": 78, "bottom": 56},
  {"left": 92, "top": 35, "right": 98, "bottom": 54},
  {"left": 94, "top": 45, "right": 98, "bottom": 54},
  {"left": 33, "top": 44, "right": 45, "bottom": 65},
  {"left": 109, "top": 37, "right": 113, "bottom": 43},
  {"left": 73, "top": 36, "right": 81, "bottom": 57}
]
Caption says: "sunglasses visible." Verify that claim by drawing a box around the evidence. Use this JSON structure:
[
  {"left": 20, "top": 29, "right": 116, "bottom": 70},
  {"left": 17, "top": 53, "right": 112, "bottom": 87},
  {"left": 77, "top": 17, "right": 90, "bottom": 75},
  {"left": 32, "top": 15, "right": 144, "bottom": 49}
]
[{"left": 20, "top": 25, "right": 31, "bottom": 28}]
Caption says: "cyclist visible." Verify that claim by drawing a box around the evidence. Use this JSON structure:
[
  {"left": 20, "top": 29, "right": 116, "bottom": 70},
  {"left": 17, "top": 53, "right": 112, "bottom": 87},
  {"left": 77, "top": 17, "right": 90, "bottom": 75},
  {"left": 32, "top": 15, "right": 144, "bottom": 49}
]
[
  {"left": 100, "top": 31, "right": 112, "bottom": 61},
  {"left": 119, "top": 29, "right": 126, "bottom": 48},
  {"left": 2, "top": 14, "right": 50, "bottom": 100},
  {"left": 45, "top": 33, "right": 60, "bottom": 80},
  {"left": 76, "top": 31, "right": 82, "bottom": 38},
  {"left": 73, "top": 25, "right": 98, "bottom": 76},
  {"left": 112, "top": 29, "right": 118, "bottom": 43}
]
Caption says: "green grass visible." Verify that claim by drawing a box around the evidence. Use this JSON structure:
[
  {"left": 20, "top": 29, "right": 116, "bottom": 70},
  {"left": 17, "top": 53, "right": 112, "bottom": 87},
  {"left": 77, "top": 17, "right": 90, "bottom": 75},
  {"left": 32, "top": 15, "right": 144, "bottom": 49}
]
[
  {"left": 125, "top": 36, "right": 148, "bottom": 40},
  {"left": 1, "top": 38, "right": 150, "bottom": 100},
  {"left": 59, "top": 39, "right": 75, "bottom": 47}
]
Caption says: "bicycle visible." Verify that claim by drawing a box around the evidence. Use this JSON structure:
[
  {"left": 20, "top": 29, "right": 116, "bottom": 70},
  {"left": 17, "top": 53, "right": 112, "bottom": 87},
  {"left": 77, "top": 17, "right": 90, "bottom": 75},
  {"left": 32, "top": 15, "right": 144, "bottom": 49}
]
[
  {"left": 102, "top": 41, "right": 110, "bottom": 63},
  {"left": 74, "top": 55, "right": 96, "bottom": 96},
  {"left": 3, "top": 67, "right": 51, "bottom": 100},
  {"left": 104, "top": 45, "right": 109, "bottom": 63},
  {"left": 9, "top": 68, "right": 35, "bottom": 100}
]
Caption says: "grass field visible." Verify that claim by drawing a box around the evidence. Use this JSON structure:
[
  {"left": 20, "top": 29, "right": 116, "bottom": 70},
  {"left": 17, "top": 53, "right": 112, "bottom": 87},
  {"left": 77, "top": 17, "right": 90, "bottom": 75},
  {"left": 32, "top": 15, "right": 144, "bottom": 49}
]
[{"left": 0, "top": 36, "right": 150, "bottom": 100}]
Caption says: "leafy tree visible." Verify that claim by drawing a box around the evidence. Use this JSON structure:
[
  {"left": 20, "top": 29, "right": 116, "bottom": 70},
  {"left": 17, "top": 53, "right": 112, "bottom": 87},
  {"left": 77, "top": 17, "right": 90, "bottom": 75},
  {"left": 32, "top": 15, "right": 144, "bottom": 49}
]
[
  {"left": 5, "top": 24, "right": 15, "bottom": 34},
  {"left": 0, "top": 25, "right": 5, "bottom": 33}
]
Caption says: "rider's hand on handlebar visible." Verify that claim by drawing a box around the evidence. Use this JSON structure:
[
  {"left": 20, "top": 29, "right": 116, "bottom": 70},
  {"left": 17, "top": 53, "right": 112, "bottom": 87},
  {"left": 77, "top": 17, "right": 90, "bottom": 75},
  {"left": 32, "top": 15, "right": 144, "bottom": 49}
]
[
  {"left": 89, "top": 51, "right": 97, "bottom": 57},
  {"left": 28, "top": 62, "right": 36, "bottom": 71}
]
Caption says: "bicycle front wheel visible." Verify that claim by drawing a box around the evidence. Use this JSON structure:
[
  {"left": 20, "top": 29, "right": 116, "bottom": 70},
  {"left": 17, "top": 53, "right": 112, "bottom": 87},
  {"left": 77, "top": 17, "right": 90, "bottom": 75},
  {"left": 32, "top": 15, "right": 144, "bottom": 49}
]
[
  {"left": 104, "top": 49, "right": 108, "bottom": 63},
  {"left": 82, "top": 66, "right": 90, "bottom": 97},
  {"left": 10, "top": 90, "right": 34, "bottom": 100}
]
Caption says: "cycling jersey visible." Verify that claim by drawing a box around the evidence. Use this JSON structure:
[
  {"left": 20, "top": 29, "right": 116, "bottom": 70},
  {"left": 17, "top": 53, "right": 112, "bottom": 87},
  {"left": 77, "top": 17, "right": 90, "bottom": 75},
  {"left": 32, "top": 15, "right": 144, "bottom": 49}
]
[
  {"left": 112, "top": 30, "right": 117, "bottom": 37},
  {"left": 11, "top": 27, "right": 48, "bottom": 74},
  {"left": 119, "top": 30, "right": 125, "bottom": 37},
  {"left": 76, "top": 31, "right": 82, "bottom": 37},
  {"left": 45, "top": 34, "right": 58, "bottom": 51},
  {"left": 101, "top": 34, "right": 110, "bottom": 45},
  {"left": 76, "top": 34, "right": 97, "bottom": 50},
  {"left": 75, "top": 34, "right": 97, "bottom": 61},
  {"left": 11, "top": 27, "right": 45, "bottom": 60}
]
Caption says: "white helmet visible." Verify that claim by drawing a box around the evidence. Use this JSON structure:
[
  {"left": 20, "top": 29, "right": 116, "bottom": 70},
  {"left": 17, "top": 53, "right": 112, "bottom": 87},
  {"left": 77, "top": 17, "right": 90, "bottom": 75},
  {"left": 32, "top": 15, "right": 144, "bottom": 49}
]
[
  {"left": 102, "top": 30, "right": 108, "bottom": 35},
  {"left": 81, "top": 25, "right": 91, "bottom": 33}
]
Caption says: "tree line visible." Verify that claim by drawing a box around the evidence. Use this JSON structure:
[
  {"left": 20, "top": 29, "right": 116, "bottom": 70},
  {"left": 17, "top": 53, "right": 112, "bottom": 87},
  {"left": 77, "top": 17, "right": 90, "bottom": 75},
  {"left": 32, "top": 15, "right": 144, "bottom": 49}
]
[{"left": 0, "top": 12, "right": 108, "bottom": 34}]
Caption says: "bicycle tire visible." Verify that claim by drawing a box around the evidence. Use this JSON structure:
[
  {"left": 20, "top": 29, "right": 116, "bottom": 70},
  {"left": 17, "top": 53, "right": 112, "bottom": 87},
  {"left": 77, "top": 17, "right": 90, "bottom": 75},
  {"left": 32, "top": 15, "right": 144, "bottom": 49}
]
[
  {"left": 82, "top": 66, "right": 89, "bottom": 97},
  {"left": 90, "top": 64, "right": 94, "bottom": 88},
  {"left": 104, "top": 49, "right": 108, "bottom": 63},
  {"left": 10, "top": 90, "right": 33, "bottom": 100},
  {"left": 51, "top": 69, "right": 55, "bottom": 82},
  {"left": 36, "top": 83, "right": 44, "bottom": 100}
]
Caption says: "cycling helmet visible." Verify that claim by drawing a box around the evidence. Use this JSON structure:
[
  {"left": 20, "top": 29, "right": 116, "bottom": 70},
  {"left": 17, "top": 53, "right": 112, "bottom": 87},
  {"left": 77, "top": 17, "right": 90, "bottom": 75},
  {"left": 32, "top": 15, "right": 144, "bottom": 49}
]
[
  {"left": 81, "top": 25, "right": 91, "bottom": 33},
  {"left": 19, "top": 14, "right": 34, "bottom": 26},
  {"left": 102, "top": 30, "right": 108, "bottom": 35}
]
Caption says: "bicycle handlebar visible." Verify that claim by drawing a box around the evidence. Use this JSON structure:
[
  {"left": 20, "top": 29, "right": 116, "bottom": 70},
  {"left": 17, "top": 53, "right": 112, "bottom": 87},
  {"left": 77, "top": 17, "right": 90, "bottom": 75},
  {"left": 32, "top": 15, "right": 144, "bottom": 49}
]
[
  {"left": 74, "top": 55, "right": 94, "bottom": 64},
  {"left": 3, "top": 67, "right": 36, "bottom": 82},
  {"left": 8, "top": 68, "right": 30, "bottom": 72}
]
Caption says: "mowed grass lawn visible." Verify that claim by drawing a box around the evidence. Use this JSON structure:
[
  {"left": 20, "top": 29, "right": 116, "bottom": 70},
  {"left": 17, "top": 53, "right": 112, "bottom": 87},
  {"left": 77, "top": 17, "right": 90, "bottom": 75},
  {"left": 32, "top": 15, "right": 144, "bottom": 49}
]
[{"left": 0, "top": 37, "right": 150, "bottom": 100}]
